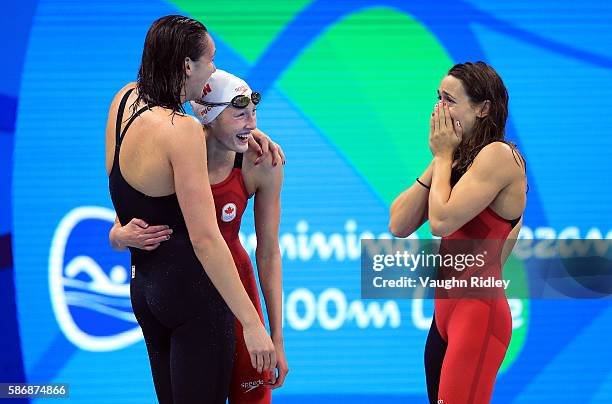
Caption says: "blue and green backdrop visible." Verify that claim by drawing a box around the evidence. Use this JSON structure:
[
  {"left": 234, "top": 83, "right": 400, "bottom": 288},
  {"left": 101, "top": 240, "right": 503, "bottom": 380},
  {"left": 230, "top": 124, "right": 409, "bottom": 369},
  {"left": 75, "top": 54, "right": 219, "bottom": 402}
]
[{"left": 2, "top": 1, "right": 611, "bottom": 402}]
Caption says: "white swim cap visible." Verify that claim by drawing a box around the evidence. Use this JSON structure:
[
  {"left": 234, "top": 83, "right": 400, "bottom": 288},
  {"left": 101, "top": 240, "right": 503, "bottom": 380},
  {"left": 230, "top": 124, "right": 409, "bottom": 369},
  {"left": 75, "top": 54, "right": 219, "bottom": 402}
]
[{"left": 190, "top": 69, "right": 253, "bottom": 124}]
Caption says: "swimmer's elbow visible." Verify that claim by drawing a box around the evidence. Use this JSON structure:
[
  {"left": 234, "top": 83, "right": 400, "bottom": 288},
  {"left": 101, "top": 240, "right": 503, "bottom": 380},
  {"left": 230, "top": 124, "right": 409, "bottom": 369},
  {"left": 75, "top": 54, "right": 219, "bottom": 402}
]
[
  {"left": 388, "top": 210, "right": 413, "bottom": 238},
  {"left": 388, "top": 221, "right": 410, "bottom": 238},
  {"left": 429, "top": 219, "right": 453, "bottom": 237},
  {"left": 256, "top": 244, "right": 281, "bottom": 260},
  {"left": 190, "top": 232, "right": 220, "bottom": 255}
]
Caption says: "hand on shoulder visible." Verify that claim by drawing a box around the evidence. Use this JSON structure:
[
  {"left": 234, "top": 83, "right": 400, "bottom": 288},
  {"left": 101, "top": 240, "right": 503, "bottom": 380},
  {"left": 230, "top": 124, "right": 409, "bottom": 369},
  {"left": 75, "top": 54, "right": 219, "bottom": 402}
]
[{"left": 243, "top": 146, "right": 283, "bottom": 191}]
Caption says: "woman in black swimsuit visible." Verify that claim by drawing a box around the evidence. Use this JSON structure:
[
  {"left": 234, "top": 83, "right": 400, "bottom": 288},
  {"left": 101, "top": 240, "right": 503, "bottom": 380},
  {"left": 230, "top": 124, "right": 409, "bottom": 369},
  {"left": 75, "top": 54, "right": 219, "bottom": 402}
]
[{"left": 106, "top": 15, "right": 277, "bottom": 403}]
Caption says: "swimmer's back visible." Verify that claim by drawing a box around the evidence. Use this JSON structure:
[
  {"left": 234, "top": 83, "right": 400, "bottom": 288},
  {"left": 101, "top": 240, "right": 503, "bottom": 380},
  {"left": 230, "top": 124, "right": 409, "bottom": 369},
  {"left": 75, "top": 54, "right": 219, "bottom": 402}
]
[
  {"left": 106, "top": 83, "right": 204, "bottom": 198},
  {"left": 106, "top": 83, "right": 204, "bottom": 228}
]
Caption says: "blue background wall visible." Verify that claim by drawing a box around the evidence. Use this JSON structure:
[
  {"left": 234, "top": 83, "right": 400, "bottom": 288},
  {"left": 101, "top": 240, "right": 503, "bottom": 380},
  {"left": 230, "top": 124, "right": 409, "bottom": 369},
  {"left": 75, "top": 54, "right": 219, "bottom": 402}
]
[{"left": 2, "top": 1, "right": 611, "bottom": 402}]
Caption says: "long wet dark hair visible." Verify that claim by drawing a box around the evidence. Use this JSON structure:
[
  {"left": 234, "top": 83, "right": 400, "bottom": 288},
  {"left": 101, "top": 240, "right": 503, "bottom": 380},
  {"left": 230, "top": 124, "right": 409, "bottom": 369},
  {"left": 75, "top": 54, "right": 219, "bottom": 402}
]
[
  {"left": 134, "top": 15, "right": 209, "bottom": 115},
  {"left": 448, "top": 62, "right": 526, "bottom": 186}
]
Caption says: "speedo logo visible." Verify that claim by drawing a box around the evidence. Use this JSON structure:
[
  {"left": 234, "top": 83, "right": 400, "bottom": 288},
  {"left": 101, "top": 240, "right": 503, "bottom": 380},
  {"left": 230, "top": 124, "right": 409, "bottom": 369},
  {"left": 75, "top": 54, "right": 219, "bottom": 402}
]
[
  {"left": 241, "top": 379, "right": 266, "bottom": 393},
  {"left": 235, "top": 85, "right": 248, "bottom": 94}
]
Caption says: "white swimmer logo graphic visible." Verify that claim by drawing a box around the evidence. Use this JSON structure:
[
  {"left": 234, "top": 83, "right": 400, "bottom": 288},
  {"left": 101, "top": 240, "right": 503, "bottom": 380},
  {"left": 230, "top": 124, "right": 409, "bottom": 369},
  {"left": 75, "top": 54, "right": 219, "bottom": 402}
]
[
  {"left": 49, "top": 206, "right": 142, "bottom": 352},
  {"left": 221, "top": 203, "right": 237, "bottom": 222}
]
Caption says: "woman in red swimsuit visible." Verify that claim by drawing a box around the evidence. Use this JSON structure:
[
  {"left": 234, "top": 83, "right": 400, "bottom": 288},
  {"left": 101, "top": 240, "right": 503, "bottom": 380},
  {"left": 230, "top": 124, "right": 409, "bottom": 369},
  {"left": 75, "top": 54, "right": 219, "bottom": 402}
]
[
  {"left": 390, "top": 61, "right": 527, "bottom": 404},
  {"left": 110, "top": 69, "right": 288, "bottom": 403}
]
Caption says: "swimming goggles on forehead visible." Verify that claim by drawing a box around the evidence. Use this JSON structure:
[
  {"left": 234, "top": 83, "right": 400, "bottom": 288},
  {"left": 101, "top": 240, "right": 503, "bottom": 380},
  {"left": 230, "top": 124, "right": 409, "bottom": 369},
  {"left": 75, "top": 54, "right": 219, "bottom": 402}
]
[{"left": 194, "top": 92, "right": 261, "bottom": 109}]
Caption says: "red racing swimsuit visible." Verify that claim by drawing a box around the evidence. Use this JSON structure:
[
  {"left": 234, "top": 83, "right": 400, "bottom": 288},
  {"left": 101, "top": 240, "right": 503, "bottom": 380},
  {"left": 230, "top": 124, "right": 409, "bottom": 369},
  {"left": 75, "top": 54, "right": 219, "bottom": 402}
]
[
  {"left": 425, "top": 206, "right": 520, "bottom": 404},
  {"left": 211, "top": 153, "right": 272, "bottom": 404}
]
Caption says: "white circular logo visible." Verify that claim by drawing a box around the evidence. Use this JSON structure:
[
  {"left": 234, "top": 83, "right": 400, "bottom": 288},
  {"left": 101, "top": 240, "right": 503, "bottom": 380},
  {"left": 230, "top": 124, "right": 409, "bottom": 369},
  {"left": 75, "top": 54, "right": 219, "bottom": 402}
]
[
  {"left": 221, "top": 203, "right": 237, "bottom": 222},
  {"left": 49, "top": 206, "right": 143, "bottom": 352}
]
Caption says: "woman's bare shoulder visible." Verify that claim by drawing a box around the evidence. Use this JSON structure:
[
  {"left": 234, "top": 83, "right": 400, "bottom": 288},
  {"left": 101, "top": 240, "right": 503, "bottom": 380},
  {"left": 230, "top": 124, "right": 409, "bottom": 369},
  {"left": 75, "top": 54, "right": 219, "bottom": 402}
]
[
  {"left": 242, "top": 146, "right": 283, "bottom": 189},
  {"left": 110, "top": 82, "right": 137, "bottom": 104}
]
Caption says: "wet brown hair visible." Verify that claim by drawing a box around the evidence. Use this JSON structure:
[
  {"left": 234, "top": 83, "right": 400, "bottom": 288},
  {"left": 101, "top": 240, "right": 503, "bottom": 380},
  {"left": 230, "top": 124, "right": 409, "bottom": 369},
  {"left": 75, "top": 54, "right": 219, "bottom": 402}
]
[
  {"left": 448, "top": 61, "right": 526, "bottom": 185},
  {"left": 134, "top": 15, "right": 209, "bottom": 115}
]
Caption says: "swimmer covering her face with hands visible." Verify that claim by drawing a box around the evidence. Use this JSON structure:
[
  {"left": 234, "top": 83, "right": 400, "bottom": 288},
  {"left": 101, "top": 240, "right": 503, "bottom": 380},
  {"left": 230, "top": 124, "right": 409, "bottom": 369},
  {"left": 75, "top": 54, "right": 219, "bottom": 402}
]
[{"left": 390, "top": 61, "right": 527, "bottom": 403}]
